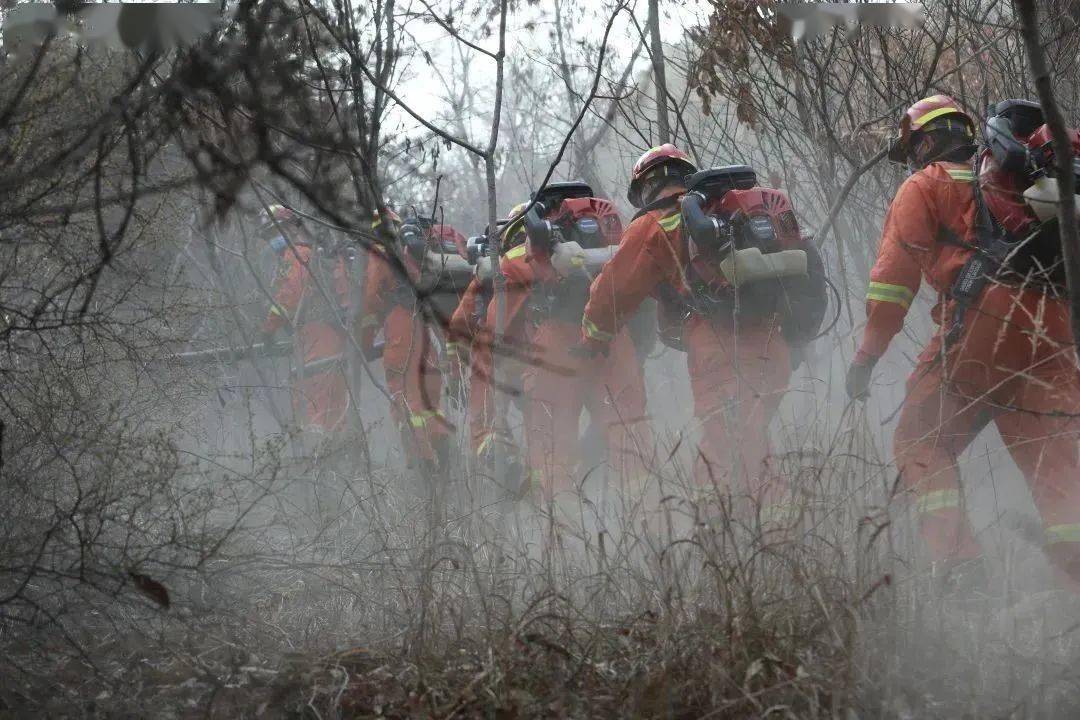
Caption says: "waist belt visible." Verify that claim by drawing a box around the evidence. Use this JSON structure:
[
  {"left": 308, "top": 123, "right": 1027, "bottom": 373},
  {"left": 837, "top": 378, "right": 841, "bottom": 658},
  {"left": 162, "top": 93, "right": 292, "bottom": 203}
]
[
  {"left": 528, "top": 281, "right": 589, "bottom": 324},
  {"left": 685, "top": 281, "right": 781, "bottom": 324}
]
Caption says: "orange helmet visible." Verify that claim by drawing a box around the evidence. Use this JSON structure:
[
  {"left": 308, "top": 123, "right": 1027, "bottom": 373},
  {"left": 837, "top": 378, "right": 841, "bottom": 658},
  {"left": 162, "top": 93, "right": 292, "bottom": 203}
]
[
  {"left": 627, "top": 143, "right": 697, "bottom": 208},
  {"left": 371, "top": 207, "right": 402, "bottom": 232},
  {"left": 888, "top": 95, "right": 975, "bottom": 168}
]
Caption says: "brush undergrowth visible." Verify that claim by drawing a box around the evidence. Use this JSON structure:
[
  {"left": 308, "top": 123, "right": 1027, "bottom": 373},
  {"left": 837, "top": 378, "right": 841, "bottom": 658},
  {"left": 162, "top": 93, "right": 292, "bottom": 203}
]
[{"left": 4, "top": 416, "right": 1080, "bottom": 719}]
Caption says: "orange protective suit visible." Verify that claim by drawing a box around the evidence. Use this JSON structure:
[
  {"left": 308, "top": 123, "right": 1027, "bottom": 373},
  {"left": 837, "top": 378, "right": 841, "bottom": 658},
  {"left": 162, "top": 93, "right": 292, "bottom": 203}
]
[
  {"left": 262, "top": 242, "right": 351, "bottom": 433},
  {"left": 359, "top": 246, "right": 450, "bottom": 466},
  {"left": 581, "top": 197, "right": 792, "bottom": 509},
  {"left": 444, "top": 272, "right": 481, "bottom": 414},
  {"left": 447, "top": 245, "right": 533, "bottom": 459},
  {"left": 857, "top": 160, "right": 1080, "bottom": 584},
  {"left": 522, "top": 249, "right": 652, "bottom": 499}
]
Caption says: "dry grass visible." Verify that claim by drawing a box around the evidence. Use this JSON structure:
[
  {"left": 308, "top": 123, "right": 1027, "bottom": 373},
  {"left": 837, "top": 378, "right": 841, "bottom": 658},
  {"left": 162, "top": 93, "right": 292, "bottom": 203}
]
[{"left": 4, "top": 411, "right": 1080, "bottom": 719}]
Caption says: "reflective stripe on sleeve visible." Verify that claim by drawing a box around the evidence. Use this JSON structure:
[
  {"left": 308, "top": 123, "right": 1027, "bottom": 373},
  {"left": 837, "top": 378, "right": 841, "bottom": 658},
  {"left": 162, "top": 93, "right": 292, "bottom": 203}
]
[
  {"left": 946, "top": 168, "right": 975, "bottom": 182},
  {"left": 1045, "top": 524, "right": 1080, "bottom": 544},
  {"left": 582, "top": 316, "right": 614, "bottom": 342},
  {"left": 866, "top": 281, "right": 915, "bottom": 309},
  {"left": 915, "top": 489, "right": 961, "bottom": 514}
]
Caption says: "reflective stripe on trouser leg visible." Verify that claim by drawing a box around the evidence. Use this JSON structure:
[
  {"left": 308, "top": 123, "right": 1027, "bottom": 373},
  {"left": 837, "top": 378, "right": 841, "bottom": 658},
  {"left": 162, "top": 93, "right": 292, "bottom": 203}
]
[
  {"left": 866, "top": 281, "right": 914, "bottom": 309},
  {"left": 475, "top": 432, "right": 497, "bottom": 458},
  {"left": 914, "top": 488, "right": 962, "bottom": 515},
  {"left": 409, "top": 409, "right": 445, "bottom": 428},
  {"left": 1046, "top": 524, "right": 1080, "bottom": 545}
]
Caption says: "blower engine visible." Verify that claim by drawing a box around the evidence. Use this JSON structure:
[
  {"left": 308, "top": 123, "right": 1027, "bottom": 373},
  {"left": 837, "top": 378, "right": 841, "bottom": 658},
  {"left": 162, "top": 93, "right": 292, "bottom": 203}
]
[
  {"left": 522, "top": 182, "right": 622, "bottom": 278},
  {"left": 516, "top": 181, "right": 624, "bottom": 323},
  {"left": 393, "top": 215, "right": 474, "bottom": 326},
  {"left": 396, "top": 214, "right": 432, "bottom": 262},
  {"left": 942, "top": 99, "right": 1080, "bottom": 348},
  {"left": 395, "top": 214, "right": 474, "bottom": 294},
  {"left": 977, "top": 99, "right": 1080, "bottom": 289},
  {"left": 678, "top": 165, "right": 827, "bottom": 347},
  {"left": 465, "top": 218, "right": 509, "bottom": 285}
]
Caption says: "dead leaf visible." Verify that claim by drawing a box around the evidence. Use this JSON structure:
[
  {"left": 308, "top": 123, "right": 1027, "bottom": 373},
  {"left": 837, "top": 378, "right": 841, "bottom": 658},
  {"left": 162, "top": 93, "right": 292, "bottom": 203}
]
[
  {"left": 736, "top": 84, "right": 757, "bottom": 127},
  {"left": 128, "top": 570, "right": 170, "bottom": 609}
]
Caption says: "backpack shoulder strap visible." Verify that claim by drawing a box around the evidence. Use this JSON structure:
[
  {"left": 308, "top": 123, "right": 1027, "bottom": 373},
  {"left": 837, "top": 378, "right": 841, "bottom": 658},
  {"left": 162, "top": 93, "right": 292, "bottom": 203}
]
[{"left": 943, "top": 155, "right": 1006, "bottom": 348}]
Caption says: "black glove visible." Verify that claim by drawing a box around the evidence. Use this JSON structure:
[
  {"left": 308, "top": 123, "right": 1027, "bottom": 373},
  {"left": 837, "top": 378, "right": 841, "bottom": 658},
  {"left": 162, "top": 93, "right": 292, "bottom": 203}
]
[{"left": 845, "top": 356, "right": 877, "bottom": 401}]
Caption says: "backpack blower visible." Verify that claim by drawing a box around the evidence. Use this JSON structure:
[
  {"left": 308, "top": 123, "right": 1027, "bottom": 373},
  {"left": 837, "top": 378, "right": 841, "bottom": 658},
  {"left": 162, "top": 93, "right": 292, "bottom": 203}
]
[
  {"left": 678, "top": 165, "right": 828, "bottom": 349},
  {"left": 518, "top": 182, "right": 625, "bottom": 323},
  {"left": 945, "top": 99, "right": 1080, "bottom": 348},
  {"left": 522, "top": 182, "right": 622, "bottom": 278}
]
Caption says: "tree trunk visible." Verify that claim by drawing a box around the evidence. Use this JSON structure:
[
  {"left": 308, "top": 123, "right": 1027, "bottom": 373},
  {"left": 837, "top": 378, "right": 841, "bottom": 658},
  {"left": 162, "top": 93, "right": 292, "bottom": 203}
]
[
  {"left": 1016, "top": 0, "right": 1080, "bottom": 355},
  {"left": 647, "top": 0, "right": 671, "bottom": 143},
  {"left": 487, "top": 0, "right": 510, "bottom": 489}
]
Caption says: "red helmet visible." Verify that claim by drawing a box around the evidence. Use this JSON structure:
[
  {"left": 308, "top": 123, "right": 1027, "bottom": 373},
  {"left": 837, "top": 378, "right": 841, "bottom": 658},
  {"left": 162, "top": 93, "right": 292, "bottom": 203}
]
[
  {"left": 888, "top": 95, "right": 975, "bottom": 168},
  {"left": 627, "top": 143, "right": 698, "bottom": 208}
]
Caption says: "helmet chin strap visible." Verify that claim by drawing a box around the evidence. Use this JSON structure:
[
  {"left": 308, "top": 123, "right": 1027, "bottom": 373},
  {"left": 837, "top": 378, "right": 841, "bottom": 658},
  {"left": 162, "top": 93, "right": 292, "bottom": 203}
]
[
  {"left": 908, "top": 121, "right": 976, "bottom": 171},
  {"left": 642, "top": 178, "right": 666, "bottom": 206},
  {"left": 642, "top": 170, "right": 681, "bottom": 206},
  {"left": 909, "top": 138, "right": 976, "bottom": 172}
]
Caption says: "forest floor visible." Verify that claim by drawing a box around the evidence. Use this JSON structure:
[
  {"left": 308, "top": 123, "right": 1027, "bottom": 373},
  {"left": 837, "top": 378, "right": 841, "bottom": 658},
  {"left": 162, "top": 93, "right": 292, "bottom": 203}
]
[{"left": 5, "top": 459, "right": 1080, "bottom": 719}]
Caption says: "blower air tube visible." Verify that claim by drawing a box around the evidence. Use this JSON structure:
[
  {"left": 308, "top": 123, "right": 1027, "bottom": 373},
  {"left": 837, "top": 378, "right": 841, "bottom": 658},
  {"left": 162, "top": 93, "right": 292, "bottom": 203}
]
[
  {"left": 523, "top": 203, "right": 553, "bottom": 249},
  {"left": 399, "top": 223, "right": 427, "bottom": 259},
  {"left": 985, "top": 115, "right": 1031, "bottom": 174},
  {"left": 475, "top": 255, "right": 494, "bottom": 283},
  {"left": 680, "top": 191, "right": 732, "bottom": 256},
  {"left": 417, "top": 250, "right": 474, "bottom": 293},
  {"left": 549, "top": 241, "right": 617, "bottom": 277}
]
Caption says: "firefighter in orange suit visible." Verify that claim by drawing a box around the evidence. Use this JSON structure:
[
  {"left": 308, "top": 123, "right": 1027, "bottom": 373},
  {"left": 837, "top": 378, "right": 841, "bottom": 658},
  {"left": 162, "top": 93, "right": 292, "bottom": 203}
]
[
  {"left": 846, "top": 95, "right": 1080, "bottom": 588},
  {"left": 447, "top": 208, "right": 533, "bottom": 474},
  {"left": 260, "top": 204, "right": 352, "bottom": 433},
  {"left": 579, "top": 145, "right": 793, "bottom": 517},
  {"left": 358, "top": 210, "right": 451, "bottom": 472},
  {"left": 518, "top": 193, "right": 652, "bottom": 502},
  {"left": 425, "top": 222, "right": 471, "bottom": 409}
]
